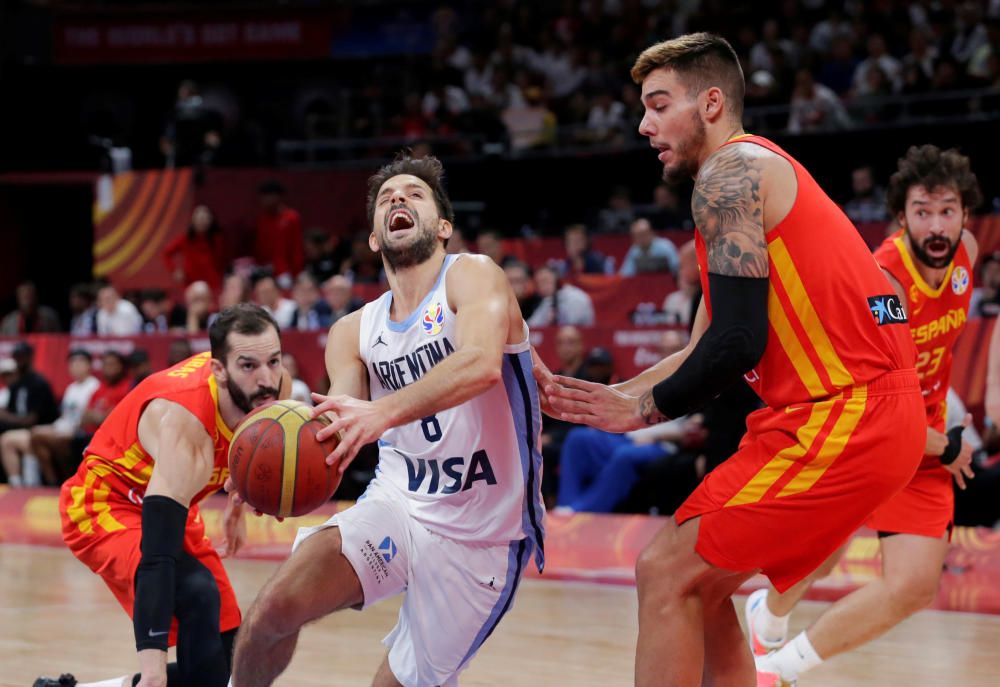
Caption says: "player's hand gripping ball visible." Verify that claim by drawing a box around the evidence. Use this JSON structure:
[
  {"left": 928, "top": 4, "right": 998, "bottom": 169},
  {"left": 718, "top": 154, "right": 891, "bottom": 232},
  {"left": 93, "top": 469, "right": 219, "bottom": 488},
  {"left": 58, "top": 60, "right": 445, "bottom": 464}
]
[{"left": 228, "top": 399, "right": 341, "bottom": 518}]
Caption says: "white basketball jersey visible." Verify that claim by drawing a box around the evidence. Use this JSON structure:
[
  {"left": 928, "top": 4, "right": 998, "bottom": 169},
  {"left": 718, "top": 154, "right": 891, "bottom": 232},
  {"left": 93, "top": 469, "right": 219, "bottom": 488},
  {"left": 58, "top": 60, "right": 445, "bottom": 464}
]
[{"left": 358, "top": 254, "right": 545, "bottom": 569}]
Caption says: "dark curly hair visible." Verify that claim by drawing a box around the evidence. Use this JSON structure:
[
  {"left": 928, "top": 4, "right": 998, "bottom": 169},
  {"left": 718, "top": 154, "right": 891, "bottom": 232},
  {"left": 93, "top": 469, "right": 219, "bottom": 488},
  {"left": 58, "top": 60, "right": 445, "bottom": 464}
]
[
  {"left": 365, "top": 151, "right": 455, "bottom": 230},
  {"left": 886, "top": 145, "right": 982, "bottom": 217}
]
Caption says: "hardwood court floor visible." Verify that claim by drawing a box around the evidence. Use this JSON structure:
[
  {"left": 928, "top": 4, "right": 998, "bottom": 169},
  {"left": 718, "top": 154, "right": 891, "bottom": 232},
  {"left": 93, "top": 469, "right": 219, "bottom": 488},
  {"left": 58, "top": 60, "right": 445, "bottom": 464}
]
[{"left": 2, "top": 544, "right": 998, "bottom": 687}]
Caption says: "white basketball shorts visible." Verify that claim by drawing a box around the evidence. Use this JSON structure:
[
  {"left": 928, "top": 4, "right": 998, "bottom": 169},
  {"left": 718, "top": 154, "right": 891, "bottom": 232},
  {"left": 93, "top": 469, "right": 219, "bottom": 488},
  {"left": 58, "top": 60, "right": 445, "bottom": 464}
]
[{"left": 293, "top": 481, "right": 534, "bottom": 687}]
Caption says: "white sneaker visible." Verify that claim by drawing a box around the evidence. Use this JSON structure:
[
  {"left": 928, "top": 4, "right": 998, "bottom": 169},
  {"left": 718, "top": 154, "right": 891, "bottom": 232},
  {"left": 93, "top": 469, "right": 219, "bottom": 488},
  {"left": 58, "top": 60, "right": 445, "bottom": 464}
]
[{"left": 744, "top": 588, "right": 786, "bottom": 655}]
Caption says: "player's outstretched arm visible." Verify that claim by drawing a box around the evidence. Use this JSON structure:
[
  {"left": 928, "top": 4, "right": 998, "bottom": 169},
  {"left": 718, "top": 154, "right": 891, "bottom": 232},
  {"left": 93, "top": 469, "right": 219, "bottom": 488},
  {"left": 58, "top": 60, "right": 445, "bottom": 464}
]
[
  {"left": 547, "top": 143, "right": 770, "bottom": 432},
  {"left": 314, "top": 256, "right": 509, "bottom": 467},
  {"left": 131, "top": 400, "right": 218, "bottom": 686}
]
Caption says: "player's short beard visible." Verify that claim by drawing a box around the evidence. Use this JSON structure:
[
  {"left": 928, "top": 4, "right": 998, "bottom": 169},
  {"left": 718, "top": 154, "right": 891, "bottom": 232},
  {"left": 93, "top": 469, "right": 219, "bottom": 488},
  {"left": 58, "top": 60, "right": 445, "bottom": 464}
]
[
  {"left": 381, "top": 217, "right": 440, "bottom": 272},
  {"left": 663, "top": 110, "right": 707, "bottom": 186},
  {"left": 227, "top": 374, "right": 278, "bottom": 415},
  {"left": 904, "top": 226, "right": 960, "bottom": 269}
]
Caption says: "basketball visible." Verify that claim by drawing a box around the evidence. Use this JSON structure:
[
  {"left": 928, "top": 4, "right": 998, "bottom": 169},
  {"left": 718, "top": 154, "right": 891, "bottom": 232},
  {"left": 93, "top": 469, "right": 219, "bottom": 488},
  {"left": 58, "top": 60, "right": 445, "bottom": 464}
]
[{"left": 228, "top": 399, "right": 341, "bottom": 518}]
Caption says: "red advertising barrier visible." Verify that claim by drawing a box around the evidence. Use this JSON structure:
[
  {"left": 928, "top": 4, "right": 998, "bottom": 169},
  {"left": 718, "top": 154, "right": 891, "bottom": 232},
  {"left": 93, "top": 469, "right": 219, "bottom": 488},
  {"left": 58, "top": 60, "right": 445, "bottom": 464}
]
[
  {"left": 0, "top": 315, "right": 991, "bottom": 424},
  {"left": 3, "top": 487, "right": 998, "bottom": 613}
]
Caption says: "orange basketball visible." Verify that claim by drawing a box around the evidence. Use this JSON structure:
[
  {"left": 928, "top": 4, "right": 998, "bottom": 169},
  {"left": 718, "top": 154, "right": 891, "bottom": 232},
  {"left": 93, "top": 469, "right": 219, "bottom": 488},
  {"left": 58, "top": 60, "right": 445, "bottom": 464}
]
[{"left": 228, "top": 399, "right": 341, "bottom": 518}]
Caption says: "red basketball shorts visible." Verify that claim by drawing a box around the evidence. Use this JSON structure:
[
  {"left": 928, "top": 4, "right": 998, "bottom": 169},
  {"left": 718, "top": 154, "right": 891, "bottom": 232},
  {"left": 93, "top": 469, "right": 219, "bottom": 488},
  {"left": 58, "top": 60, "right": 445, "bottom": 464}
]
[
  {"left": 676, "top": 369, "right": 925, "bottom": 592},
  {"left": 868, "top": 410, "right": 953, "bottom": 539},
  {"left": 60, "top": 471, "right": 241, "bottom": 646}
]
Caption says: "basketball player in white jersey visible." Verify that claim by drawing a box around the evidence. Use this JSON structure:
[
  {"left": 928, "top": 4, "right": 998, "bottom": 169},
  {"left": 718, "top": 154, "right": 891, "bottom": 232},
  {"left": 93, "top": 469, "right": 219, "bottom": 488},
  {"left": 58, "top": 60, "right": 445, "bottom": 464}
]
[{"left": 229, "top": 152, "right": 545, "bottom": 687}]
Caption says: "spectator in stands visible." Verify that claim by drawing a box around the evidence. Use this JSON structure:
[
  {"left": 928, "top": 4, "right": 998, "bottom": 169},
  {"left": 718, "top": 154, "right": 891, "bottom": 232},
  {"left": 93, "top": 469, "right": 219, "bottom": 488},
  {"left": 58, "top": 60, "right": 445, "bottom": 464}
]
[
  {"left": 162, "top": 204, "right": 226, "bottom": 290},
  {"left": 252, "top": 272, "right": 296, "bottom": 329},
  {"left": 0, "top": 342, "right": 57, "bottom": 440},
  {"left": 586, "top": 89, "right": 627, "bottom": 144},
  {"left": 595, "top": 186, "right": 636, "bottom": 234},
  {"left": 951, "top": 2, "right": 989, "bottom": 65},
  {"left": 218, "top": 273, "right": 251, "bottom": 310},
  {"left": 160, "top": 80, "right": 222, "bottom": 167},
  {"left": 818, "top": 35, "right": 860, "bottom": 96},
  {"left": 620, "top": 217, "right": 680, "bottom": 277},
  {"left": 7, "top": 350, "right": 99, "bottom": 486},
  {"left": 750, "top": 19, "right": 799, "bottom": 76},
  {"left": 527, "top": 265, "right": 595, "bottom": 327},
  {"left": 303, "top": 229, "right": 343, "bottom": 285},
  {"left": 641, "top": 184, "right": 694, "bottom": 231},
  {"left": 254, "top": 180, "right": 304, "bottom": 289},
  {"left": 787, "top": 68, "right": 852, "bottom": 133},
  {"left": 1, "top": 281, "right": 61, "bottom": 335},
  {"left": 970, "top": 251, "right": 1000, "bottom": 318},
  {"left": 553, "top": 224, "right": 609, "bottom": 276},
  {"left": 321, "top": 275, "right": 364, "bottom": 326},
  {"left": 341, "top": 231, "right": 384, "bottom": 284},
  {"left": 288, "top": 272, "right": 331, "bottom": 331},
  {"left": 504, "top": 261, "right": 541, "bottom": 321},
  {"left": 0, "top": 359, "right": 13, "bottom": 417},
  {"left": 127, "top": 349, "right": 153, "bottom": 387},
  {"left": 968, "top": 17, "right": 1000, "bottom": 81},
  {"left": 68, "top": 283, "right": 98, "bottom": 337},
  {"left": 282, "top": 353, "right": 313, "bottom": 406},
  {"left": 69, "top": 351, "right": 131, "bottom": 467},
  {"left": 445, "top": 228, "right": 470, "bottom": 255},
  {"left": 166, "top": 339, "right": 194, "bottom": 367},
  {"left": 476, "top": 229, "right": 517, "bottom": 267},
  {"left": 501, "top": 86, "right": 557, "bottom": 152},
  {"left": 181, "top": 280, "right": 216, "bottom": 333},
  {"left": 555, "top": 416, "right": 703, "bottom": 514},
  {"left": 663, "top": 240, "right": 700, "bottom": 327},
  {"left": 540, "top": 325, "right": 588, "bottom": 503},
  {"left": 844, "top": 165, "right": 891, "bottom": 224},
  {"left": 139, "top": 288, "right": 183, "bottom": 333},
  {"left": 904, "top": 27, "right": 939, "bottom": 81},
  {"left": 853, "top": 33, "right": 902, "bottom": 94},
  {"left": 95, "top": 283, "right": 143, "bottom": 336}
]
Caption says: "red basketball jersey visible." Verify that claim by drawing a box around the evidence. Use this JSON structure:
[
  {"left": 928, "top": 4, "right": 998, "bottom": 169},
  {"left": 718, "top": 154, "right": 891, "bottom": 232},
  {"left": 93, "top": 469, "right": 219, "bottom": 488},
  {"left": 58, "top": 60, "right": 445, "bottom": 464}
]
[
  {"left": 873, "top": 232, "right": 973, "bottom": 425},
  {"left": 70, "top": 352, "right": 234, "bottom": 506},
  {"left": 695, "top": 135, "right": 915, "bottom": 408}
]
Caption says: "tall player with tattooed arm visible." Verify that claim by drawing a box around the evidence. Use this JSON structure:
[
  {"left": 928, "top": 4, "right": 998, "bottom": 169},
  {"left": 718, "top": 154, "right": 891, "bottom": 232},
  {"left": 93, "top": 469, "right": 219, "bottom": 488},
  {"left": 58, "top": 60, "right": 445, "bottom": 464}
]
[{"left": 539, "top": 33, "right": 925, "bottom": 687}]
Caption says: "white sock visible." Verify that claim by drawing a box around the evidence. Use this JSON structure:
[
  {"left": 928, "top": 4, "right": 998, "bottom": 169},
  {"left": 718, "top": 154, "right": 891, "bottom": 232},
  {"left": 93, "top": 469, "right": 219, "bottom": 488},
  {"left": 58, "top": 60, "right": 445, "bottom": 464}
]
[
  {"left": 8, "top": 474, "right": 22, "bottom": 487},
  {"left": 757, "top": 631, "right": 823, "bottom": 680},
  {"left": 77, "top": 677, "right": 129, "bottom": 687},
  {"left": 753, "top": 596, "right": 790, "bottom": 644}
]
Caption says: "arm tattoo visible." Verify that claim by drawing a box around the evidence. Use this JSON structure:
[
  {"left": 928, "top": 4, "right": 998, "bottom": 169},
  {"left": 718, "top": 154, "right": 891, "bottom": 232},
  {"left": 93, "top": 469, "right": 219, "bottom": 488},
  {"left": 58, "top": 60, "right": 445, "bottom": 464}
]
[
  {"left": 639, "top": 389, "right": 669, "bottom": 425},
  {"left": 693, "top": 144, "right": 769, "bottom": 278}
]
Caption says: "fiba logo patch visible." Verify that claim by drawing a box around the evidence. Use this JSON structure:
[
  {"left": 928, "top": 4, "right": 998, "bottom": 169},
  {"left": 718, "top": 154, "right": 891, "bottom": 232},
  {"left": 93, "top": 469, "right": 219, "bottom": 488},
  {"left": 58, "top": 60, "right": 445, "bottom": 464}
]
[
  {"left": 422, "top": 302, "right": 444, "bottom": 336},
  {"left": 951, "top": 266, "right": 969, "bottom": 295},
  {"left": 378, "top": 536, "right": 398, "bottom": 563}
]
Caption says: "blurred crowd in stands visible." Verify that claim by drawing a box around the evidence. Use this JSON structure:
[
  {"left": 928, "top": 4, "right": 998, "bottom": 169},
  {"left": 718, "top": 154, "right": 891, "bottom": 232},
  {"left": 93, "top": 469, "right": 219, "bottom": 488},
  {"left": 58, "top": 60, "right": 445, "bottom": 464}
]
[{"left": 143, "top": 0, "right": 1000, "bottom": 167}]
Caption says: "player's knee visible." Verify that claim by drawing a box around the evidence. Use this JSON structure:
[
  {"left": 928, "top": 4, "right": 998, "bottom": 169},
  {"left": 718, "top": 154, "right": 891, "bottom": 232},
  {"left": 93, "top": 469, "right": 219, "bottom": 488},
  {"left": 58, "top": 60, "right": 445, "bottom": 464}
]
[
  {"left": 636, "top": 528, "right": 691, "bottom": 598},
  {"left": 247, "top": 585, "right": 306, "bottom": 639},
  {"left": 886, "top": 569, "right": 940, "bottom": 614},
  {"left": 175, "top": 567, "right": 221, "bottom": 621}
]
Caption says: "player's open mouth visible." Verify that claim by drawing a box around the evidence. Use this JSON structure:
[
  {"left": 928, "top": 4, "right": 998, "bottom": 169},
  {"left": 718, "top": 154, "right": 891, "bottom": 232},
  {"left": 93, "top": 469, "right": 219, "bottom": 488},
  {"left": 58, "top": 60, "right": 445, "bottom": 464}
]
[
  {"left": 925, "top": 237, "right": 950, "bottom": 256},
  {"left": 252, "top": 393, "right": 276, "bottom": 406},
  {"left": 388, "top": 208, "right": 415, "bottom": 231},
  {"left": 654, "top": 144, "right": 671, "bottom": 162}
]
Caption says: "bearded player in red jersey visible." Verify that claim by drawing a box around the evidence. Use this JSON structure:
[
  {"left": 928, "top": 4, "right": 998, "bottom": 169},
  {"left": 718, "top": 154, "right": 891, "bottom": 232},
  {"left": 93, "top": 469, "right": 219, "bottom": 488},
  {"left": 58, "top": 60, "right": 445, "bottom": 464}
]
[
  {"left": 36, "top": 304, "right": 289, "bottom": 687},
  {"left": 747, "top": 146, "right": 980, "bottom": 686},
  {"left": 538, "top": 33, "right": 925, "bottom": 687}
]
